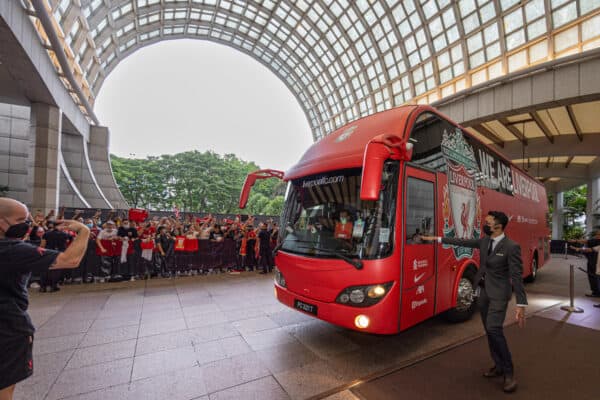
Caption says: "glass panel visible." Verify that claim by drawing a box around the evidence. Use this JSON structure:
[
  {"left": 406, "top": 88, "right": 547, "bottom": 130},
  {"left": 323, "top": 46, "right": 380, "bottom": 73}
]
[
  {"left": 480, "top": 2, "right": 496, "bottom": 23},
  {"left": 469, "top": 50, "right": 485, "bottom": 67},
  {"left": 484, "top": 23, "right": 499, "bottom": 43},
  {"left": 463, "top": 13, "right": 479, "bottom": 34},
  {"left": 280, "top": 163, "right": 399, "bottom": 260},
  {"left": 580, "top": 0, "right": 600, "bottom": 14},
  {"left": 433, "top": 34, "right": 447, "bottom": 51},
  {"left": 554, "top": 25, "right": 578, "bottom": 52},
  {"left": 438, "top": 51, "right": 450, "bottom": 68},
  {"left": 500, "top": 0, "right": 519, "bottom": 11},
  {"left": 529, "top": 39, "right": 548, "bottom": 62},
  {"left": 582, "top": 15, "right": 600, "bottom": 41},
  {"left": 429, "top": 16, "right": 443, "bottom": 37},
  {"left": 504, "top": 8, "right": 524, "bottom": 33},
  {"left": 525, "top": 0, "right": 545, "bottom": 22},
  {"left": 446, "top": 25, "right": 460, "bottom": 43},
  {"left": 506, "top": 29, "right": 525, "bottom": 50},
  {"left": 440, "top": 67, "right": 453, "bottom": 83},
  {"left": 486, "top": 42, "right": 501, "bottom": 60},
  {"left": 527, "top": 19, "right": 546, "bottom": 39},
  {"left": 459, "top": 0, "right": 476, "bottom": 16},
  {"left": 553, "top": 3, "right": 577, "bottom": 28},
  {"left": 423, "top": 0, "right": 438, "bottom": 19},
  {"left": 405, "top": 177, "right": 435, "bottom": 245},
  {"left": 467, "top": 32, "right": 483, "bottom": 52}
]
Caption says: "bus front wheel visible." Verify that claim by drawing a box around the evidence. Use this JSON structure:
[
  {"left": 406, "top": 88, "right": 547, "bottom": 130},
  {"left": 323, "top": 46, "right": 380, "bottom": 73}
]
[{"left": 445, "top": 267, "right": 477, "bottom": 323}]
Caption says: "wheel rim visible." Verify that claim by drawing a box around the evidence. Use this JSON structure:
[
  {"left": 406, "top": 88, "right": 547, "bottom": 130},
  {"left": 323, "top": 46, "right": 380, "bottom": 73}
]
[
  {"left": 456, "top": 277, "right": 474, "bottom": 312},
  {"left": 531, "top": 259, "right": 537, "bottom": 278}
]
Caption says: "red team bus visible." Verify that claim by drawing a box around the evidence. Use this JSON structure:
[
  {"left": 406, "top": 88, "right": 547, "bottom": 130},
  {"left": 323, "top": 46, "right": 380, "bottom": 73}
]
[{"left": 240, "top": 105, "right": 549, "bottom": 334}]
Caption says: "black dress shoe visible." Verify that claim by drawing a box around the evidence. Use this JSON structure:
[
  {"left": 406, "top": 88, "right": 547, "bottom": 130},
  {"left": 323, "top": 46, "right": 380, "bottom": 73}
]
[
  {"left": 483, "top": 367, "right": 503, "bottom": 378},
  {"left": 503, "top": 375, "right": 518, "bottom": 393},
  {"left": 593, "top": 304, "right": 600, "bottom": 308}
]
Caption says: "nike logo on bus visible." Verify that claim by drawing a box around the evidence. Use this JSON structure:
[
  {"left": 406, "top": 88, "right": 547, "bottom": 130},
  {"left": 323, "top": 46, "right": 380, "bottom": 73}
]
[{"left": 414, "top": 272, "right": 426, "bottom": 283}]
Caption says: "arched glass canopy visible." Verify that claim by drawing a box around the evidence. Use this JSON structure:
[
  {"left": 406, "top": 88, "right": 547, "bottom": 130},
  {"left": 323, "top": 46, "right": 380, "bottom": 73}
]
[{"left": 23, "top": 0, "right": 600, "bottom": 140}]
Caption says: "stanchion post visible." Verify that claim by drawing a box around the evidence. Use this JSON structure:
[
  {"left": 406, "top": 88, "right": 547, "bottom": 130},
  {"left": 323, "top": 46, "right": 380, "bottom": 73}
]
[{"left": 560, "top": 263, "right": 584, "bottom": 313}]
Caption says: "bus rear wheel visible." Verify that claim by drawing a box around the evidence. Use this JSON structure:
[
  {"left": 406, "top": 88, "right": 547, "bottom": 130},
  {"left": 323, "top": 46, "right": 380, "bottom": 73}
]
[
  {"left": 445, "top": 267, "right": 477, "bottom": 323},
  {"left": 524, "top": 255, "right": 538, "bottom": 283}
]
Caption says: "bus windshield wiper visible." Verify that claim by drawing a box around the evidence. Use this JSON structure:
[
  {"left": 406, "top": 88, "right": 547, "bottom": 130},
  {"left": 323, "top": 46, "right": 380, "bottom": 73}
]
[{"left": 296, "top": 245, "right": 363, "bottom": 270}]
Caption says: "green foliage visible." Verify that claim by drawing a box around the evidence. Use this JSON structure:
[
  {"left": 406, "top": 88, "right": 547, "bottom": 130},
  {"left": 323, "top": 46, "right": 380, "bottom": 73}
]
[
  {"left": 110, "top": 151, "right": 283, "bottom": 215},
  {"left": 549, "top": 185, "right": 588, "bottom": 239},
  {"left": 0, "top": 185, "right": 8, "bottom": 197},
  {"left": 564, "top": 225, "right": 585, "bottom": 240}
]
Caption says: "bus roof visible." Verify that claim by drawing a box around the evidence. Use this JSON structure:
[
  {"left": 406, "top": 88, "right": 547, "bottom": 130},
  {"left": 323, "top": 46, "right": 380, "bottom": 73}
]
[
  {"left": 285, "top": 105, "right": 544, "bottom": 192},
  {"left": 285, "top": 105, "right": 419, "bottom": 180}
]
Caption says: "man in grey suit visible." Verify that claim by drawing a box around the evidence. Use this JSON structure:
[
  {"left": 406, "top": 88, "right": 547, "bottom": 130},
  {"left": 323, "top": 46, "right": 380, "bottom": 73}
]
[{"left": 422, "top": 210, "right": 526, "bottom": 393}]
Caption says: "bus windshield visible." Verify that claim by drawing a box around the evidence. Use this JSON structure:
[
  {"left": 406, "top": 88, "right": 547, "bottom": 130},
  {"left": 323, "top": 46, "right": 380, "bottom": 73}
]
[{"left": 279, "top": 161, "right": 399, "bottom": 260}]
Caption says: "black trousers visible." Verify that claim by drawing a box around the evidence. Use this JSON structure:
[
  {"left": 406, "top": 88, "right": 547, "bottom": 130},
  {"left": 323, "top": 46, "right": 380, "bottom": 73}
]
[
  {"left": 478, "top": 287, "right": 513, "bottom": 375},
  {"left": 258, "top": 248, "right": 274, "bottom": 272},
  {"left": 586, "top": 259, "right": 600, "bottom": 294}
]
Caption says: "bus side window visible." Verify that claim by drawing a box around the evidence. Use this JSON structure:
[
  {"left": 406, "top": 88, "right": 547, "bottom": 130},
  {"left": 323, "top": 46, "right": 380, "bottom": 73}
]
[{"left": 406, "top": 177, "right": 435, "bottom": 244}]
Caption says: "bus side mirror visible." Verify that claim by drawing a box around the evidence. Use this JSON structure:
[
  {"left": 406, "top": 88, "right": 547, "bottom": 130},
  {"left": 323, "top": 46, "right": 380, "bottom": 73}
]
[
  {"left": 360, "top": 142, "right": 388, "bottom": 201},
  {"left": 360, "top": 135, "right": 413, "bottom": 201},
  {"left": 239, "top": 174, "right": 258, "bottom": 209},
  {"left": 239, "top": 169, "right": 285, "bottom": 209}
]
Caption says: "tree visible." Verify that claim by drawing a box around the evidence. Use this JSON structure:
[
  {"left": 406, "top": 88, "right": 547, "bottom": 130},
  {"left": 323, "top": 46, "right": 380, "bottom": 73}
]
[{"left": 110, "top": 151, "right": 284, "bottom": 216}]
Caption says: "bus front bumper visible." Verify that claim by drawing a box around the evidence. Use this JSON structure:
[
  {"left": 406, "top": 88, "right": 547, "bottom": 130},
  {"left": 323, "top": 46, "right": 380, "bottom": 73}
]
[{"left": 274, "top": 284, "right": 399, "bottom": 334}]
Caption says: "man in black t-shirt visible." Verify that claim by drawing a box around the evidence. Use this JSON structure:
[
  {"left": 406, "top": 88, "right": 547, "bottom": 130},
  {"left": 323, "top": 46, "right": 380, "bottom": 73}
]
[
  {"left": 257, "top": 223, "right": 273, "bottom": 274},
  {"left": 0, "top": 198, "right": 90, "bottom": 399},
  {"left": 117, "top": 219, "right": 138, "bottom": 280},
  {"left": 155, "top": 226, "right": 172, "bottom": 278},
  {"left": 40, "top": 223, "right": 73, "bottom": 292}
]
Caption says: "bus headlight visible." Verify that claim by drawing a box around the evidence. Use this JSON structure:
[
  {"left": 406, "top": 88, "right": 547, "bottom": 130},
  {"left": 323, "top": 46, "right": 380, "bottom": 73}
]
[
  {"left": 335, "top": 282, "right": 393, "bottom": 307},
  {"left": 367, "top": 285, "right": 387, "bottom": 298},
  {"left": 349, "top": 289, "right": 365, "bottom": 303},
  {"left": 274, "top": 267, "right": 286, "bottom": 288}
]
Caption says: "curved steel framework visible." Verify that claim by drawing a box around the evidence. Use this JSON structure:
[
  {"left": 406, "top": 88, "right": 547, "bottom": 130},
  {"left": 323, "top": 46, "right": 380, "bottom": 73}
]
[{"left": 22, "top": 0, "right": 600, "bottom": 141}]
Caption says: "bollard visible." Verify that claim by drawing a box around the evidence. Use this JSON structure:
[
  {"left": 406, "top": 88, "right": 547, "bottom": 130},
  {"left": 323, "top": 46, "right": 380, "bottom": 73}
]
[
  {"left": 564, "top": 242, "right": 568, "bottom": 259},
  {"left": 560, "top": 264, "right": 584, "bottom": 313}
]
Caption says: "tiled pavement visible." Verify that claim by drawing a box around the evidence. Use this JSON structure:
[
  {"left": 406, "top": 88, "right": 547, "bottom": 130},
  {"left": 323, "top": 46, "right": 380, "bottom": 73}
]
[{"left": 16, "top": 254, "right": 599, "bottom": 400}]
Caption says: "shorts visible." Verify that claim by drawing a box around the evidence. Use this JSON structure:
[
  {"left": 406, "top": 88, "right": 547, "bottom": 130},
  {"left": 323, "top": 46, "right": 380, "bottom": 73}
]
[{"left": 0, "top": 335, "right": 34, "bottom": 390}]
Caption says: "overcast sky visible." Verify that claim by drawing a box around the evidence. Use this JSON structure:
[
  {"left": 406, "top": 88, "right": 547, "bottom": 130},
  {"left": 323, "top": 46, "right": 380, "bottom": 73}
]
[{"left": 94, "top": 39, "right": 313, "bottom": 172}]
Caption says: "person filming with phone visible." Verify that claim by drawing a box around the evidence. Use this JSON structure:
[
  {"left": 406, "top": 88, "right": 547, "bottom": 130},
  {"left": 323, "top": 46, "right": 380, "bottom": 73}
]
[{"left": 0, "top": 198, "right": 90, "bottom": 400}]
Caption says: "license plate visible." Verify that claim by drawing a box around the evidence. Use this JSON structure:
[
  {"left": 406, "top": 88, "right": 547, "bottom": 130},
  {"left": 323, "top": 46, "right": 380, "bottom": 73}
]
[{"left": 294, "top": 299, "right": 318, "bottom": 315}]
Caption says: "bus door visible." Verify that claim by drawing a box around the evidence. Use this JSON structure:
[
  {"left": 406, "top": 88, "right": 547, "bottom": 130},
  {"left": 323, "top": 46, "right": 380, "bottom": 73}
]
[{"left": 400, "top": 166, "right": 437, "bottom": 330}]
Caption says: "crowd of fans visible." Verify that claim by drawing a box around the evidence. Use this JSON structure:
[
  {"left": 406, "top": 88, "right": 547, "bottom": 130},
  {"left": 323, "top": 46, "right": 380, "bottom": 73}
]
[{"left": 25, "top": 208, "right": 279, "bottom": 292}]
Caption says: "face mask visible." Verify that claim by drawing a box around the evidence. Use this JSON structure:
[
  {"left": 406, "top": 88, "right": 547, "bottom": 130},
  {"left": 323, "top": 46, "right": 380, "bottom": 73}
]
[
  {"left": 5, "top": 222, "right": 31, "bottom": 239},
  {"left": 86, "top": 223, "right": 94, "bottom": 228},
  {"left": 123, "top": 224, "right": 130, "bottom": 229},
  {"left": 340, "top": 218, "right": 347, "bottom": 224},
  {"left": 483, "top": 225, "right": 493, "bottom": 236}
]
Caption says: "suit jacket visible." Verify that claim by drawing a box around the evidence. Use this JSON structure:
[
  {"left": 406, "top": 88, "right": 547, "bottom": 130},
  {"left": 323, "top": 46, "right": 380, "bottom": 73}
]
[{"left": 442, "top": 235, "right": 528, "bottom": 305}]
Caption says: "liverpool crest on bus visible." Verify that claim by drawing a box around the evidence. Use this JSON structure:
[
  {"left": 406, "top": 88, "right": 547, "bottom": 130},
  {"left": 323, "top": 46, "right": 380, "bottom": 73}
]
[{"left": 441, "top": 128, "right": 481, "bottom": 259}]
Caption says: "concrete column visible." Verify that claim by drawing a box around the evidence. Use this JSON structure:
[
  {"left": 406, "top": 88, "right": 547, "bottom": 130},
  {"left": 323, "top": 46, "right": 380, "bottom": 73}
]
[
  {"left": 27, "top": 103, "right": 61, "bottom": 214},
  {"left": 552, "top": 191, "right": 564, "bottom": 240},
  {"left": 88, "top": 125, "right": 128, "bottom": 209},
  {"left": 0, "top": 103, "right": 30, "bottom": 202},
  {"left": 586, "top": 177, "right": 600, "bottom": 234}
]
